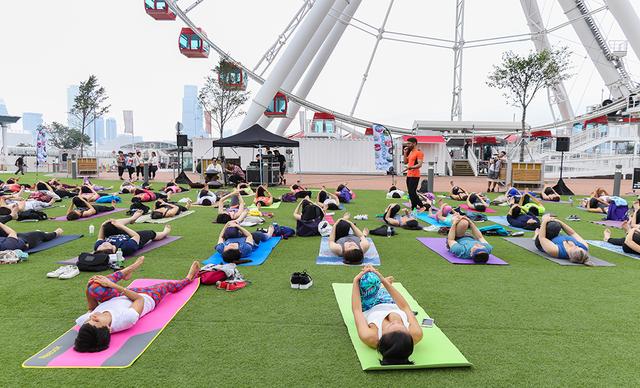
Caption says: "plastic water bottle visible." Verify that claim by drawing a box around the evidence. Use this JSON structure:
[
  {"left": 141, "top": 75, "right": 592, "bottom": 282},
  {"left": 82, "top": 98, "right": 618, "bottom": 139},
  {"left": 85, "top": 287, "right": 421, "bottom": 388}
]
[
  {"left": 88, "top": 224, "right": 95, "bottom": 236},
  {"left": 569, "top": 196, "right": 574, "bottom": 206},
  {"left": 116, "top": 248, "right": 124, "bottom": 268},
  {"left": 386, "top": 226, "right": 393, "bottom": 238}
]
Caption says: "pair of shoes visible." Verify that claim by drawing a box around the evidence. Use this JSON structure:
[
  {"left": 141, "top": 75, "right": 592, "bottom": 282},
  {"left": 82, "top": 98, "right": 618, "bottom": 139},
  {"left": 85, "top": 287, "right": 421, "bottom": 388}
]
[
  {"left": 566, "top": 215, "right": 581, "bottom": 221},
  {"left": 423, "top": 225, "right": 440, "bottom": 232},
  {"left": 291, "top": 271, "right": 313, "bottom": 290},
  {"left": 354, "top": 214, "right": 368, "bottom": 220},
  {"left": 216, "top": 280, "right": 248, "bottom": 291},
  {"left": 47, "top": 265, "right": 80, "bottom": 279},
  {"left": 510, "top": 231, "right": 525, "bottom": 237}
]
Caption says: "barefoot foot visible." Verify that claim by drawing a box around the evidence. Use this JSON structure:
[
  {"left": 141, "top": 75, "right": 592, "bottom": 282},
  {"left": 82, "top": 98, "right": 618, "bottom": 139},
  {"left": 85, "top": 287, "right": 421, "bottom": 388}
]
[
  {"left": 54, "top": 228, "right": 63, "bottom": 237},
  {"left": 187, "top": 261, "right": 200, "bottom": 280},
  {"left": 603, "top": 228, "right": 611, "bottom": 241},
  {"left": 122, "top": 256, "right": 145, "bottom": 280}
]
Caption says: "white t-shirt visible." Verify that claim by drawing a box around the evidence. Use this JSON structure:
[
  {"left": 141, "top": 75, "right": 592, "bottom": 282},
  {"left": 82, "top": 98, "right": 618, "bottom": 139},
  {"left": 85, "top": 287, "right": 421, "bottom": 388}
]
[
  {"left": 40, "top": 190, "right": 60, "bottom": 201},
  {"left": 197, "top": 193, "right": 217, "bottom": 205},
  {"left": 75, "top": 294, "right": 156, "bottom": 333},
  {"left": 24, "top": 200, "right": 51, "bottom": 211},
  {"left": 386, "top": 190, "right": 405, "bottom": 199},
  {"left": 363, "top": 303, "right": 410, "bottom": 339},
  {"left": 323, "top": 198, "right": 338, "bottom": 206},
  {"left": 149, "top": 156, "right": 158, "bottom": 166}
]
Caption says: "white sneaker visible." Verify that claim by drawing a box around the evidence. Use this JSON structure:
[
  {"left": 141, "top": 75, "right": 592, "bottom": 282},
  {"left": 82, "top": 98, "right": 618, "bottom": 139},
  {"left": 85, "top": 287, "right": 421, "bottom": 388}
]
[
  {"left": 47, "top": 265, "right": 74, "bottom": 278},
  {"left": 58, "top": 266, "right": 80, "bottom": 280}
]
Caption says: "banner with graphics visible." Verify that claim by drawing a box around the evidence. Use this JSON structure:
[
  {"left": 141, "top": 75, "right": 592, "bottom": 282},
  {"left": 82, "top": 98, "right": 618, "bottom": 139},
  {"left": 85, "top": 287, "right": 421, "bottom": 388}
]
[
  {"left": 36, "top": 126, "right": 47, "bottom": 165},
  {"left": 123, "top": 110, "right": 134, "bottom": 134},
  {"left": 372, "top": 124, "right": 393, "bottom": 173}
]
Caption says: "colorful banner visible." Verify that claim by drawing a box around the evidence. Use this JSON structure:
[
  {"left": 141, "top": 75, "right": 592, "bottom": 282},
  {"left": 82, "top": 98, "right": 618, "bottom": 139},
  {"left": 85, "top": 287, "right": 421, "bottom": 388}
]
[
  {"left": 205, "top": 111, "right": 212, "bottom": 135},
  {"left": 36, "top": 126, "right": 47, "bottom": 165},
  {"left": 372, "top": 124, "right": 393, "bottom": 173},
  {"left": 123, "top": 110, "right": 134, "bottom": 134}
]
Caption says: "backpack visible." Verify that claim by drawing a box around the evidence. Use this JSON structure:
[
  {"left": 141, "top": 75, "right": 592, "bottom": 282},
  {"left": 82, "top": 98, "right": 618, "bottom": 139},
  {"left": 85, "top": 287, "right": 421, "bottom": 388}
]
[
  {"left": 479, "top": 224, "right": 509, "bottom": 236},
  {"left": 17, "top": 210, "right": 48, "bottom": 221},
  {"left": 338, "top": 188, "right": 353, "bottom": 203},
  {"left": 369, "top": 225, "right": 397, "bottom": 236},
  {"left": 128, "top": 202, "right": 150, "bottom": 215},
  {"left": 273, "top": 225, "right": 296, "bottom": 239},
  {"left": 281, "top": 193, "right": 297, "bottom": 202},
  {"left": 77, "top": 252, "right": 110, "bottom": 272},
  {"left": 96, "top": 195, "right": 121, "bottom": 204},
  {"left": 296, "top": 217, "right": 322, "bottom": 237},
  {"left": 29, "top": 191, "right": 52, "bottom": 202},
  {"left": 607, "top": 202, "right": 629, "bottom": 222},
  {"left": 198, "top": 269, "right": 227, "bottom": 285}
]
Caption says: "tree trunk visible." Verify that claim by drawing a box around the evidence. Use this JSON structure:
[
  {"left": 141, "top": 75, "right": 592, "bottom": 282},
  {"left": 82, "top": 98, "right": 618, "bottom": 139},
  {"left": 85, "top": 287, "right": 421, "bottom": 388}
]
[
  {"left": 519, "top": 109, "right": 527, "bottom": 162},
  {"left": 218, "top": 124, "right": 224, "bottom": 158},
  {"left": 80, "top": 117, "right": 86, "bottom": 157}
]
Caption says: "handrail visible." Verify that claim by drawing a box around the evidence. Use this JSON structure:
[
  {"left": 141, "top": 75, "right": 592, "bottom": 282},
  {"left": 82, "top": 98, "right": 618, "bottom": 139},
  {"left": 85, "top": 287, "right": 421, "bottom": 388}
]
[{"left": 467, "top": 152, "right": 478, "bottom": 176}]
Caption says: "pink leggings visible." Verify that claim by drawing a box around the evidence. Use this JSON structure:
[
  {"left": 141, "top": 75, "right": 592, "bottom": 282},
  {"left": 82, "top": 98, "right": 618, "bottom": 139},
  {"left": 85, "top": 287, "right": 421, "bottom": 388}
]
[{"left": 87, "top": 272, "right": 192, "bottom": 305}]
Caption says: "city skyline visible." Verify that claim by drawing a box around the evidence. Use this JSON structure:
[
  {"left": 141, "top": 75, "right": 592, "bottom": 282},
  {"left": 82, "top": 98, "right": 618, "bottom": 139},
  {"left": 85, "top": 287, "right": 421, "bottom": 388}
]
[{"left": 181, "top": 85, "right": 206, "bottom": 139}]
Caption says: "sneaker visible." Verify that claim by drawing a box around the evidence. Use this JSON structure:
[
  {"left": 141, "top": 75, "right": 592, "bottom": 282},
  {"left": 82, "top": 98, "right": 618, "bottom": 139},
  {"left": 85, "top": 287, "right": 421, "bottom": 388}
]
[
  {"left": 47, "top": 265, "right": 75, "bottom": 278},
  {"left": 216, "top": 281, "right": 229, "bottom": 290},
  {"left": 59, "top": 266, "right": 80, "bottom": 279},
  {"left": 297, "top": 271, "right": 313, "bottom": 290},
  {"left": 424, "top": 225, "right": 440, "bottom": 232},
  {"left": 290, "top": 272, "right": 303, "bottom": 289},
  {"left": 565, "top": 215, "right": 580, "bottom": 221},
  {"left": 226, "top": 281, "right": 247, "bottom": 291},
  {"left": 511, "top": 231, "right": 525, "bottom": 237}
]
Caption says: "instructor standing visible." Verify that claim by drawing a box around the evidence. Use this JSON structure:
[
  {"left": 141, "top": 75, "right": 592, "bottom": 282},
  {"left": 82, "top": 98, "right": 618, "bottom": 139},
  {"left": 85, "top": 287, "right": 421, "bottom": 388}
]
[{"left": 403, "top": 137, "right": 424, "bottom": 210}]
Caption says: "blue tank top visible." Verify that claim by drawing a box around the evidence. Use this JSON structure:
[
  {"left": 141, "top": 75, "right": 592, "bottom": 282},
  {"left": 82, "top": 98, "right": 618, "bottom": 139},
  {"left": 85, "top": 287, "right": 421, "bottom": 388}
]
[{"left": 552, "top": 235, "right": 588, "bottom": 259}]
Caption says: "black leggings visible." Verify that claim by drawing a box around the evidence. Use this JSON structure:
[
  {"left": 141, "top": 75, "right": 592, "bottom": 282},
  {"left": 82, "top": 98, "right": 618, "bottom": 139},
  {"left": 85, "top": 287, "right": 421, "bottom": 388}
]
[
  {"left": 117, "top": 166, "right": 125, "bottom": 178},
  {"left": 228, "top": 175, "right": 244, "bottom": 185},
  {"left": 136, "top": 166, "right": 143, "bottom": 177},
  {"left": 334, "top": 220, "right": 352, "bottom": 241},
  {"left": 385, "top": 204, "right": 401, "bottom": 223},
  {"left": 607, "top": 235, "right": 639, "bottom": 254},
  {"left": 406, "top": 177, "right": 422, "bottom": 210},
  {"left": 102, "top": 222, "right": 157, "bottom": 250},
  {"left": 0, "top": 230, "right": 57, "bottom": 249},
  {"left": 534, "top": 221, "right": 562, "bottom": 251},
  {"left": 296, "top": 190, "right": 313, "bottom": 199},
  {"left": 93, "top": 205, "right": 115, "bottom": 214},
  {"left": 55, "top": 189, "right": 76, "bottom": 198}
]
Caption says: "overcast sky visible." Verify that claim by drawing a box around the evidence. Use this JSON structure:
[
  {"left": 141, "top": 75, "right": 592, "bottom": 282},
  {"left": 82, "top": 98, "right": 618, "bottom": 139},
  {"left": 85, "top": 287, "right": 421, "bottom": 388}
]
[{"left": 1, "top": 0, "right": 639, "bottom": 140}]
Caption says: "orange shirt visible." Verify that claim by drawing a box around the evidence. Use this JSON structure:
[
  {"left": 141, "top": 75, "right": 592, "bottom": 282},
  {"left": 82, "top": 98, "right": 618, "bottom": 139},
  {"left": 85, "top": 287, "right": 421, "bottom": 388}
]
[{"left": 406, "top": 149, "right": 424, "bottom": 178}]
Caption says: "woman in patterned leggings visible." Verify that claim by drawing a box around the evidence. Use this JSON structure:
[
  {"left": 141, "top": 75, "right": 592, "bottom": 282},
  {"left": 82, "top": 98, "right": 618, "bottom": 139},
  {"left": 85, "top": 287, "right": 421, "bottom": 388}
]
[{"left": 73, "top": 257, "right": 201, "bottom": 353}]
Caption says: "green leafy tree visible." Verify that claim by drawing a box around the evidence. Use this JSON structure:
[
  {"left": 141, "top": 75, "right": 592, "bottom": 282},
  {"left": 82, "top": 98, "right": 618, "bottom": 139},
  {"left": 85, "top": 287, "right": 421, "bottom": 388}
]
[
  {"left": 69, "top": 75, "right": 110, "bottom": 156},
  {"left": 487, "top": 48, "right": 571, "bottom": 161},
  {"left": 44, "top": 122, "right": 92, "bottom": 150},
  {"left": 199, "top": 60, "right": 251, "bottom": 157}
]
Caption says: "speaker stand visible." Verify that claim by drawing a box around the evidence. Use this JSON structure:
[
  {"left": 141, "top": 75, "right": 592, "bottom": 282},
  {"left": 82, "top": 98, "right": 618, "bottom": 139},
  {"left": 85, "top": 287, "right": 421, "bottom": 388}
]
[{"left": 553, "top": 151, "right": 574, "bottom": 195}]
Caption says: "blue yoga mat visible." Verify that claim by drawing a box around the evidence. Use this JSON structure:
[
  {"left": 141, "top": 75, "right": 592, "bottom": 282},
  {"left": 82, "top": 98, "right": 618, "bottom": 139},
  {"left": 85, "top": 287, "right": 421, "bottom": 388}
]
[
  {"left": 26, "top": 234, "right": 84, "bottom": 254},
  {"left": 415, "top": 212, "right": 450, "bottom": 228},
  {"left": 587, "top": 240, "right": 640, "bottom": 260},
  {"left": 316, "top": 237, "right": 380, "bottom": 266},
  {"left": 487, "top": 216, "right": 531, "bottom": 232},
  {"left": 202, "top": 237, "right": 281, "bottom": 266}
]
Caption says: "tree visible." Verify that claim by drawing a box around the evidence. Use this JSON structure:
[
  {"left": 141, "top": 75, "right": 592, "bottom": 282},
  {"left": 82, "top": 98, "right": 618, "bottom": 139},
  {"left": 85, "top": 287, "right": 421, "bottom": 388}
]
[
  {"left": 198, "top": 61, "right": 251, "bottom": 157},
  {"left": 44, "top": 122, "right": 92, "bottom": 150},
  {"left": 69, "top": 75, "right": 110, "bottom": 157},
  {"left": 487, "top": 48, "right": 571, "bottom": 161}
]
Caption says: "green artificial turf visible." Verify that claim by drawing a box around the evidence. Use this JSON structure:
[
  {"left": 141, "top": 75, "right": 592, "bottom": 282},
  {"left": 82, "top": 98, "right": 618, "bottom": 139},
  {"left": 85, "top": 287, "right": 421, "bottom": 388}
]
[{"left": 2, "top": 173, "right": 640, "bottom": 386}]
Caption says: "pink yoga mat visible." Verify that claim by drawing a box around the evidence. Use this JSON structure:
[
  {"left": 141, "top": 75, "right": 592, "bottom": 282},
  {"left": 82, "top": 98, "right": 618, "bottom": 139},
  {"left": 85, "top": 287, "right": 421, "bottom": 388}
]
[
  {"left": 53, "top": 208, "right": 126, "bottom": 221},
  {"left": 460, "top": 204, "right": 496, "bottom": 213},
  {"left": 23, "top": 278, "right": 199, "bottom": 368},
  {"left": 592, "top": 220, "right": 625, "bottom": 228},
  {"left": 416, "top": 237, "right": 508, "bottom": 265},
  {"left": 57, "top": 236, "right": 182, "bottom": 265},
  {"left": 324, "top": 215, "right": 335, "bottom": 225}
]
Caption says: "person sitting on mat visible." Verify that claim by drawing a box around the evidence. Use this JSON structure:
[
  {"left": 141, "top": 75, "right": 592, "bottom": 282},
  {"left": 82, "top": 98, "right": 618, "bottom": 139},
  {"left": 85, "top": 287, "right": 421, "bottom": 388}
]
[
  {"left": 506, "top": 204, "right": 540, "bottom": 230},
  {"left": 447, "top": 215, "right": 492, "bottom": 263},
  {"left": 216, "top": 191, "right": 248, "bottom": 224},
  {"left": 93, "top": 212, "right": 171, "bottom": 256},
  {"left": 290, "top": 181, "right": 312, "bottom": 199},
  {"left": 336, "top": 183, "right": 355, "bottom": 203},
  {"left": 387, "top": 185, "right": 405, "bottom": 199},
  {"left": 383, "top": 204, "right": 421, "bottom": 230},
  {"left": 466, "top": 192, "right": 489, "bottom": 212},
  {"left": 603, "top": 222, "right": 640, "bottom": 255},
  {"left": 449, "top": 180, "right": 469, "bottom": 201},
  {"left": 236, "top": 182, "right": 254, "bottom": 196},
  {"left": 73, "top": 257, "right": 201, "bottom": 353},
  {"left": 131, "top": 188, "right": 168, "bottom": 203},
  {"left": 150, "top": 198, "right": 189, "bottom": 219},
  {"left": 0, "top": 222, "right": 64, "bottom": 251},
  {"left": 317, "top": 186, "right": 341, "bottom": 211},
  {"left": 329, "top": 212, "right": 370, "bottom": 264},
  {"left": 78, "top": 185, "right": 102, "bottom": 202},
  {"left": 534, "top": 214, "right": 590, "bottom": 264},
  {"left": 540, "top": 186, "right": 561, "bottom": 202},
  {"left": 254, "top": 185, "right": 276, "bottom": 208},
  {"left": 581, "top": 195, "right": 608, "bottom": 214},
  {"left": 66, "top": 196, "right": 116, "bottom": 221},
  {"left": 351, "top": 265, "right": 423, "bottom": 365},
  {"left": 196, "top": 189, "right": 217, "bottom": 206},
  {"left": 215, "top": 220, "right": 275, "bottom": 264},
  {"left": 293, "top": 197, "right": 325, "bottom": 237},
  {"left": 427, "top": 199, "right": 454, "bottom": 226},
  {"left": 511, "top": 190, "right": 545, "bottom": 216}
]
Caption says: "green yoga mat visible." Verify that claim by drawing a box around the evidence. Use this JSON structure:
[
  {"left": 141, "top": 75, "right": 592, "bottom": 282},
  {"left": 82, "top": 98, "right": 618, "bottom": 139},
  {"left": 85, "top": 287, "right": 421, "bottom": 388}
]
[
  {"left": 332, "top": 283, "right": 472, "bottom": 371},
  {"left": 248, "top": 202, "right": 282, "bottom": 210}
]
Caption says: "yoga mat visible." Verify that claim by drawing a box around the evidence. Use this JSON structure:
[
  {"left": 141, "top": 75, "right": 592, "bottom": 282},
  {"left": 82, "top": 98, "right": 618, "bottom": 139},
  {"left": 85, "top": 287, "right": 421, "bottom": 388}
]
[
  {"left": 324, "top": 214, "right": 335, "bottom": 225},
  {"left": 332, "top": 283, "right": 471, "bottom": 371},
  {"left": 135, "top": 210, "right": 195, "bottom": 224},
  {"left": 203, "top": 237, "right": 281, "bottom": 266},
  {"left": 591, "top": 220, "right": 625, "bottom": 228},
  {"left": 460, "top": 204, "right": 496, "bottom": 213},
  {"left": 416, "top": 237, "right": 508, "bottom": 265},
  {"left": 415, "top": 212, "right": 450, "bottom": 228},
  {"left": 26, "top": 234, "right": 84, "bottom": 254},
  {"left": 248, "top": 201, "right": 282, "bottom": 210},
  {"left": 587, "top": 240, "right": 640, "bottom": 260},
  {"left": 542, "top": 199, "right": 572, "bottom": 204},
  {"left": 316, "top": 237, "right": 380, "bottom": 266},
  {"left": 487, "top": 216, "right": 532, "bottom": 232},
  {"left": 23, "top": 278, "right": 199, "bottom": 368},
  {"left": 502, "top": 237, "right": 615, "bottom": 267},
  {"left": 57, "top": 236, "right": 182, "bottom": 265},
  {"left": 53, "top": 208, "right": 126, "bottom": 221}
]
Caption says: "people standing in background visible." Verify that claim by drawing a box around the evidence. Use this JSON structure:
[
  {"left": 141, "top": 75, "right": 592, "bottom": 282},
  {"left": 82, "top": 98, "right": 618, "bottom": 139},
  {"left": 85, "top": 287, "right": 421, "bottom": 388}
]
[
  {"left": 403, "top": 137, "right": 424, "bottom": 210},
  {"left": 149, "top": 151, "right": 158, "bottom": 180},
  {"left": 134, "top": 151, "right": 143, "bottom": 181},
  {"left": 116, "top": 151, "right": 126, "bottom": 180},
  {"left": 274, "top": 150, "right": 287, "bottom": 185},
  {"left": 463, "top": 140, "right": 470, "bottom": 159},
  {"left": 125, "top": 152, "right": 135, "bottom": 181},
  {"left": 15, "top": 156, "right": 25, "bottom": 175}
]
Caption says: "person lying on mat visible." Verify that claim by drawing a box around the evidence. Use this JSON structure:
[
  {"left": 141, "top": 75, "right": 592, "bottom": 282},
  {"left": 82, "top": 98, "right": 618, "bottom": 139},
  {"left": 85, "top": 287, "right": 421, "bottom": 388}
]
[
  {"left": 216, "top": 191, "right": 248, "bottom": 224},
  {"left": 131, "top": 188, "right": 168, "bottom": 203},
  {"left": 293, "top": 197, "right": 325, "bottom": 237},
  {"left": 236, "top": 182, "right": 254, "bottom": 196},
  {"left": 336, "top": 183, "right": 355, "bottom": 203},
  {"left": 603, "top": 222, "right": 640, "bottom": 255},
  {"left": 162, "top": 180, "right": 187, "bottom": 194},
  {"left": 351, "top": 265, "right": 423, "bottom": 365},
  {"left": 73, "top": 257, "right": 201, "bottom": 353},
  {"left": 150, "top": 198, "right": 189, "bottom": 219},
  {"left": 447, "top": 215, "right": 492, "bottom": 263},
  {"left": 119, "top": 180, "right": 143, "bottom": 194},
  {"left": 66, "top": 196, "right": 116, "bottom": 221},
  {"left": 386, "top": 185, "right": 405, "bottom": 199},
  {"left": 582, "top": 195, "right": 608, "bottom": 214},
  {"left": 93, "top": 212, "right": 171, "bottom": 256},
  {"left": 2, "top": 195, "right": 56, "bottom": 213},
  {"left": 427, "top": 199, "right": 454, "bottom": 226},
  {"left": 317, "top": 186, "right": 341, "bottom": 211},
  {"left": 290, "top": 181, "right": 312, "bottom": 199},
  {"left": 254, "top": 185, "right": 276, "bottom": 208},
  {"left": 329, "top": 213, "right": 370, "bottom": 264},
  {"left": 449, "top": 180, "right": 469, "bottom": 201},
  {"left": 590, "top": 187, "right": 609, "bottom": 198},
  {"left": 540, "top": 186, "right": 561, "bottom": 202},
  {"left": 534, "top": 214, "right": 590, "bottom": 264},
  {"left": 383, "top": 204, "right": 421, "bottom": 230},
  {"left": 78, "top": 185, "right": 102, "bottom": 202},
  {"left": 511, "top": 190, "right": 545, "bottom": 216},
  {"left": 0, "top": 222, "right": 64, "bottom": 251},
  {"left": 629, "top": 201, "right": 640, "bottom": 228},
  {"left": 196, "top": 188, "right": 217, "bottom": 206},
  {"left": 36, "top": 180, "right": 75, "bottom": 199},
  {"left": 216, "top": 221, "right": 275, "bottom": 264},
  {"left": 506, "top": 204, "right": 540, "bottom": 230},
  {"left": 466, "top": 192, "right": 489, "bottom": 212}
]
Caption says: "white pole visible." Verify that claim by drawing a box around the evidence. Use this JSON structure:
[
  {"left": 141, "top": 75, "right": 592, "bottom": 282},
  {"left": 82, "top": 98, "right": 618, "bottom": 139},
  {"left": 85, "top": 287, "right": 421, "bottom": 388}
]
[
  {"left": 237, "top": 0, "right": 335, "bottom": 132},
  {"left": 276, "top": 0, "right": 363, "bottom": 135},
  {"left": 604, "top": 0, "right": 640, "bottom": 63}
]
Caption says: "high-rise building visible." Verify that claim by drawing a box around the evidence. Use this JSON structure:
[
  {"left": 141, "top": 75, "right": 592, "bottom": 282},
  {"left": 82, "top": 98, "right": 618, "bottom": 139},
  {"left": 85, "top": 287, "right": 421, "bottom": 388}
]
[
  {"left": 87, "top": 117, "right": 105, "bottom": 145},
  {"left": 181, "top": 85, "right": 205, "bottom": 138},
  {"left": 106, "top": 117, "right": 117, "bottom": 140},
  {"left": 67, "top": 85, "right": 80, "bottom": 129},
  {"left": 22, "top": 112, "right": 43, "bottom": 141},
  {"left": 0, "top": 98, "right": 8, "bottom": 115}
]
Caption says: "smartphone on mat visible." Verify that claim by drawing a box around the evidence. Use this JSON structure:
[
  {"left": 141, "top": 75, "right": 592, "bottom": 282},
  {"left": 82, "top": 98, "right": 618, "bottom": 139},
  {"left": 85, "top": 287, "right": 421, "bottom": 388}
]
[{"left": 421, "top": 318, "right": 434, "bottom": 328}]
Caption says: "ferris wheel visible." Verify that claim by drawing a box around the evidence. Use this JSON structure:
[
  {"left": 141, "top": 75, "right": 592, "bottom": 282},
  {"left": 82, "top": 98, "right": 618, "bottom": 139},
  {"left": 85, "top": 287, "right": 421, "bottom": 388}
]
[{"left": 144, "top": 0, "right": 640, "bottom": 135}]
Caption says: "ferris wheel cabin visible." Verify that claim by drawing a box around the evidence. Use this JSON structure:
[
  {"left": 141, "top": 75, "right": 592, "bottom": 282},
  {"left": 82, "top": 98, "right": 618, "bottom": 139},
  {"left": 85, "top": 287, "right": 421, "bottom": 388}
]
[
  {"left": 219, "top": 61, "right": 248, "bottom": 90},
  {"left": 179, "top": 28, "right": 209, "bottom": 58},
  {"left": 144, "top": 0, "right": 176, "bottom": 20},
  {"left": 311, "top": 112, "right": 336, "bottom": 134},
  {"left": 264, "top": 92, "right": 288, "bottom": 117}
]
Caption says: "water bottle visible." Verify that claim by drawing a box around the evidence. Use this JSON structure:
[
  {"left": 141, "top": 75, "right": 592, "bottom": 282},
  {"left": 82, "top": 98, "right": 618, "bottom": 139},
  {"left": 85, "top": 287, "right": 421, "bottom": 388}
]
[
  {"left": 569, "top": 196, "right": 573, "bottom": 206},
  {"left": 116, "top": 248, "right": 124, "bottom": 268},
  {"left": 386, "top": 226, "right": 393, "bottom": 238},
  {"left": 88, "top": 224, "right": 95, "bottom": 236}
]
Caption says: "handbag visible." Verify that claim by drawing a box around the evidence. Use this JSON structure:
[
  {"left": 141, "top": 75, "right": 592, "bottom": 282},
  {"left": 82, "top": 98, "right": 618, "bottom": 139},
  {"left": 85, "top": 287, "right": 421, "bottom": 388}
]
[{"left": 77, "top": 252, "right": 110, "bottom": 272}]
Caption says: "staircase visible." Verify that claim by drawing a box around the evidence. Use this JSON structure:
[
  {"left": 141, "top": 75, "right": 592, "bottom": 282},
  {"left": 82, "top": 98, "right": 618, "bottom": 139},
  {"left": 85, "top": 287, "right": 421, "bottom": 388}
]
[{"left": 452, "top": 159, "right": 475, "bottom": 176}]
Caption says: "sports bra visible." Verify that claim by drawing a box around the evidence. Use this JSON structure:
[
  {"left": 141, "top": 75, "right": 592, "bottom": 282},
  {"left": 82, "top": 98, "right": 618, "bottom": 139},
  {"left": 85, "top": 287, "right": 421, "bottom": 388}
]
[{"left": 552, "top": 235, "right": 588, "bottom": 259}]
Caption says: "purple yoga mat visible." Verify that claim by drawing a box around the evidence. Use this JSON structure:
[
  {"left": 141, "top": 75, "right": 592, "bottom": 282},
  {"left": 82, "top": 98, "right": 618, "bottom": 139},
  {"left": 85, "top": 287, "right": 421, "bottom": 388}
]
[
  {"left": 57, "top": 236, "right": 182, "bottom": 265},
  {"left": 416, "top": 237, "right": 508, "bottom": 265},
  {"left": 52, "top": 208, "right": 126, "bottom": 221},
  {"left": 592, "top": 220, "right": 625, "bottom": 228}
]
